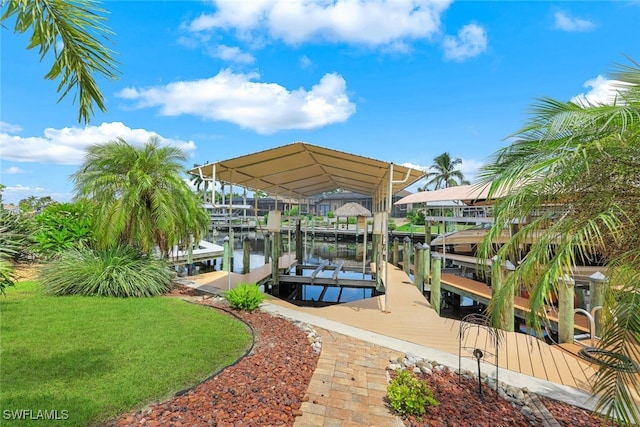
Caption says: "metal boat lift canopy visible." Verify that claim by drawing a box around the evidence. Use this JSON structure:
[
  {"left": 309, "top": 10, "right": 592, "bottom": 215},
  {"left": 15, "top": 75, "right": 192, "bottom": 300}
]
[{"left": 189, "top": 141, "right": 425, "bottom": 204}]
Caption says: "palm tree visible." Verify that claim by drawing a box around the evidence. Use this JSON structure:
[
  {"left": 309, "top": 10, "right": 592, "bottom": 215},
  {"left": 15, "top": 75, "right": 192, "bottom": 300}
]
[
  {"left": 72, "top": 137, "right": 209, "bottom": 258},
  {"left": 190, "top": 162, "right": 211, "bottom": 202},
  {"left": 1, "top": 0, "right": 118, "bottom": 123},
  {"left": 478, "top": 59, "right": 640, "bottom": 425},
  {"left": 425, "top": 152, "right": 470, "bottom": 190}
]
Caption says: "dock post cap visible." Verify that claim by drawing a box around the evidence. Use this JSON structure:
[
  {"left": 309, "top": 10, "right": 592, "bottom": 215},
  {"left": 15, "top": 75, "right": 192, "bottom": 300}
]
[
  {"left": 432, "top": 253, "right": 442, "bottom": 260},
  {"left": 589, "top": 271, "right": 607, "bottom": 282},
  {"left": 504, "top": 260, "right": 516, "bottom": 271},
  {"left": 403, "top": 236, "right": 411, "bottom": 242},
  {"left": 223, "top": 236, "right": 229, "bottom": 241},
  {"left": 414, "top": 243, "right": 424, "bottom": 250},
  {"left": 558, "top": 274, "right": 575, "bottom": 284}
]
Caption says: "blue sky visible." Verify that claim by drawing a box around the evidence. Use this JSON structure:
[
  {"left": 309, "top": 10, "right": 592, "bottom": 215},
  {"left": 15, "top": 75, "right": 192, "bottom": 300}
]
[{"left": 1, "top": 1, "right": 639, "bottom": 205}]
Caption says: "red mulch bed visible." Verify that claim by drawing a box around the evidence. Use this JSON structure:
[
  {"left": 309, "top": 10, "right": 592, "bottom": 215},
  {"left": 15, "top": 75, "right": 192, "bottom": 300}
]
[
  {"left": 390, "top": 370, "right": 610, "bottom": 427},
  {"left": 110, "top": 295, "right": 319, "bottom": 426},
  {"left": 109, "top": 288, "right": 615, "bottom": 426}
]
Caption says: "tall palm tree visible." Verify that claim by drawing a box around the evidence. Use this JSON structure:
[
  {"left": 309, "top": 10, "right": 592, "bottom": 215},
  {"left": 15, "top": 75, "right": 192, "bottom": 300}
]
[
  {"left": 1, "top": 0, "right": 118, "bottom": 123},
  {"left": 425, "top": 152, "right": 470, "bottom": 190},
  {"left": 478, "top": 59, "right": 640, "bottom": 425},
  {"left": 72, "top": 137, "right": 209, "bottom": 258}
]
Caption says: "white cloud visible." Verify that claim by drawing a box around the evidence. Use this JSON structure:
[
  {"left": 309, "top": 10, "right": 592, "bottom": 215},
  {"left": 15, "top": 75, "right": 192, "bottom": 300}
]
[
  {"left": 0, "top": 122, "right": 197, "bottom": 165},
  {"left": 0, "top": 121, "right": 22, "bottom": 133},
  {"left": 210, "top": 44, "right": 256, "bottom": 63},
  {"left": 442, "top": 23, "right": 487, "bottom": 62},
  {"left": 117, "top": 70, "right": 356, "bottom": 134},
  {"left": 187, "top": 0, "right": 452, "bottom": 49},
  {"left": 571, "top": 75, "right": 630, "bottom": 106},
  {"left": 300, "top": 55, "right": 313, "bottom": 69},
  {"left": 1, "top": 166, "right": 26, "bottom": 174},
  {"left": 554, "top": 11, "right": 595, "bottom": 32},
  {"left": 402, "top": 162, "right": 429, "bottom": 172}
]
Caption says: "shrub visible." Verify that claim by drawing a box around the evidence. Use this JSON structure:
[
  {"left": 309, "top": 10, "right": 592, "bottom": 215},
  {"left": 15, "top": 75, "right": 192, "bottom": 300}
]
[
  {"left": 327, "top": 211, "right": 334, "bottom": 219},
  {"left": 407, "top": 209, "right": 426, "bottom": 226},
  {"left": 40, "top": 246, "right": 175, "bottom": 297},
  {"left": 33, "top": 201, "right": 93, "bottom": 257},
  {"left": 387, "top": 370, "right": 439, "bottom": 417},
  {"left": 0, "top": 211, "right": 34, "bottom": 293},
  {"left": 0, "top": 259, "right": 16, "bottom": 295},
  {"left": 224, "top": 282, "right": 266, "bottom": 311},
  {"left": 0, "top": 210, "right": 34, "bottom": 262}
]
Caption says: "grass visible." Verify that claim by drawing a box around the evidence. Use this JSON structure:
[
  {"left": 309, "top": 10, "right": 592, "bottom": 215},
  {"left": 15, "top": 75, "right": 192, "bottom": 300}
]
[{"left": 0, "top": 281, "right": 252, "bottom": 426}]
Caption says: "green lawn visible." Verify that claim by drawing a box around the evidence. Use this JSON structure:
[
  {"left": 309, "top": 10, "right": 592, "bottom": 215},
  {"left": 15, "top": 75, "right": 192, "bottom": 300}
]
[{"left": 0, "top": 282, "right": 252, "bottom": 426}]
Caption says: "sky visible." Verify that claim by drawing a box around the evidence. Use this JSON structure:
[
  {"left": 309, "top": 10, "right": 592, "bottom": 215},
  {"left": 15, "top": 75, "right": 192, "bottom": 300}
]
[{"left": 1, "top": 0, "right": 639, "bottom": 205}]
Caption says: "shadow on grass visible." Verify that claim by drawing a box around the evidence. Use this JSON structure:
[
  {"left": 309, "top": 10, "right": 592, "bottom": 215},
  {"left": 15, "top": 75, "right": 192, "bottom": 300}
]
[{"left": 2, "top": 346, "right": 114, "bottom": 387}]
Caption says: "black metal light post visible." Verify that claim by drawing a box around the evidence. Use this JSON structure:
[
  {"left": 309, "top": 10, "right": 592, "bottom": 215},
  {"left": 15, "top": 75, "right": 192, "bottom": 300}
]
[{"left": 473, "top": 348, "right": 484, "bottom": 399}]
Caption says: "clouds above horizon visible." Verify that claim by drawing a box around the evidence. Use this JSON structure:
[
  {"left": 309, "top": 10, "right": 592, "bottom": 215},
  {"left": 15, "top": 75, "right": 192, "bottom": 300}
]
[
  {"left": 0, "top": 122, "right": 196, "bottom": 165},
  {"left": 554, "top": 11, "right": 595, "bottom": 32},
  {"left": 187, "top": 0, "right": 452, "bottom": 50},
  {"left": 442, "top": 24, "right": 488, "bottom": 61},
  {"left": 117, "top": 70, "right": 356, "bottom": 133}
]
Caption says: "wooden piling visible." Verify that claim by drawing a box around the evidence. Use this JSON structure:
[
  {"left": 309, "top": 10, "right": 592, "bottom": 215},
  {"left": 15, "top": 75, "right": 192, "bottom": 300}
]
[
  {"left": 392, "top": 237, "right": 399, "bottom": 266},
  {"left": 402, "top": 236, "right": 411, "bottom": 275},
  {"left": 589, "top": 271, "right": 606, "bottom": 337},
  {"left": 431, "top": 253, "right": 441, "bottom": 315},
  {"left": 414, "top": 243, "right": 424, "bottom": 292},
  {"left": 423, "top": 245, "right": 431, "bottom": 288},
  {"left": 264, "top": 232, "right": 271, "bottom": 264},
  {"left": 242, "top": 236, "right": 250, "bottom": 274},
  {"left": 223, "top": 236, "right": 231, "bottom": 273},
  {"left": 271, "top": 231, "right": 281, "bottom": 294},
  {"left": 296, "top": 220, "right": 303, "bottom": 275},
  {"left": 558, "top": 275, "right": 575, "bottom": 344},
  {"left": 492, "top": 258, "right": 516, "bottom": 331}
]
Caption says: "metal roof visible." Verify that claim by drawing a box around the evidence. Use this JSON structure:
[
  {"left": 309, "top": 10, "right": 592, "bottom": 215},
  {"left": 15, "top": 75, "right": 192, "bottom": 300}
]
[
  {"left": 190, "top": 142, "right": 426, "bottom": 200},
  {"left": 393, "top": 183, "right": 510, "bottom": 206}
]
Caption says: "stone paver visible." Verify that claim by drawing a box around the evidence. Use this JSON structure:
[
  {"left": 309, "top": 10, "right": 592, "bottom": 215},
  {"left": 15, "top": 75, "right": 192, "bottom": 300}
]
[{"left": 295, "top": 327, "right": 403, "bottom": 427}]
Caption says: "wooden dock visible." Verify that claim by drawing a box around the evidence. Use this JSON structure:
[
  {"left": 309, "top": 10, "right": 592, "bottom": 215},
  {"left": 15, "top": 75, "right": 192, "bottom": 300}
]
[
  {"left": 264, "top": 263, "right": 599, "bottom": 393},
  {"left": 189, "top": 254, "right": 297, "bottom": 293},
  {"left": 439, "top": 273, "right": 591, "bottom": 333}
]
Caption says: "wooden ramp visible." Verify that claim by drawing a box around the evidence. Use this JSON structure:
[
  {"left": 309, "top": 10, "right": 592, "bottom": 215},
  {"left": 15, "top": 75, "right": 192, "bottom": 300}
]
[{"left": 266, "top": 262, "right": 598, "bottom": 393}]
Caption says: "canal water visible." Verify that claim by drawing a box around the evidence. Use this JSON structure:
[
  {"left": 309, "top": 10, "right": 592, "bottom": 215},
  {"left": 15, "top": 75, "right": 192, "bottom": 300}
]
[
  {"left": 195, "top": 231, "right": 376, "bottom": 304},
  {"left": 195, "top": 231, "right": 484, "bottom": 317}
]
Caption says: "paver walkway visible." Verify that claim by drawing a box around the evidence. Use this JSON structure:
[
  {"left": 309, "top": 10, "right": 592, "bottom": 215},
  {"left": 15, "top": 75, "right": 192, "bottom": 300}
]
[{"left": 295, "top": 327, "right": 403, "bottom": 427}]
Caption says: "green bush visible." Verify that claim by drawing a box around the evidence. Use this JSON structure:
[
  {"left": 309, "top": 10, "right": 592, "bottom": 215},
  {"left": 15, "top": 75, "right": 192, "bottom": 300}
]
[
  {"left": 327, "top": 211, "right": 334, "bottom": 218},
  {"left": 0, "top": 211, "right": 34, "bottom": 293},
  {"left": 33, "top": 201, "right": 93, "bottom": 257},
  {"left": 407, "top": 209, "right": 426, "bottom": 226},
  {"left": 0, "top": 210, "right": 34, "bottom": 262},
  {"left": 224, "top": 282, "right": 266, "bottom": 311},
  {"left": 387, "top": 370, "right": 439, "bottom": 417},
  {"left": 40, "top": 246, "right": 175, "bottom": 297}
]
